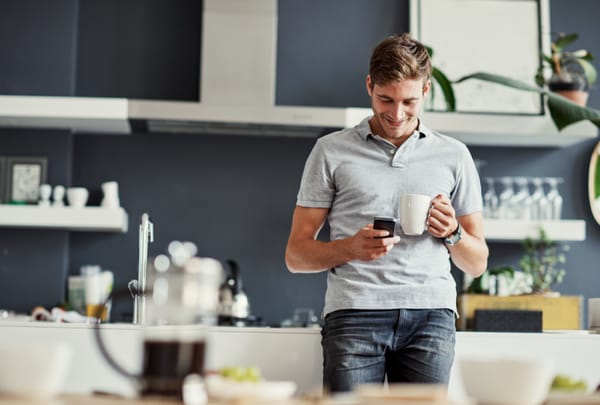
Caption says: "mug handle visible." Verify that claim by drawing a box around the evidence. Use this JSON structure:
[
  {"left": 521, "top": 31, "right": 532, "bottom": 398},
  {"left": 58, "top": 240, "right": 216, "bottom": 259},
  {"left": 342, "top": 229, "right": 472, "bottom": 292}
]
[{"left": 93, "top": 289, "right": 145, "bottom": 385}]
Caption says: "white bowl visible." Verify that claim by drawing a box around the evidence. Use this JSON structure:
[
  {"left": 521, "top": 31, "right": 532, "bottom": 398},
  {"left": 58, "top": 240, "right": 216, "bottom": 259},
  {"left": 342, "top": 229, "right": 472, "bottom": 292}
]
[
  {"left": 460, "top": 357, "right": 554, "bottom": 405},
  {"left": 205, "top": 375, "right": 297, "bottom": 401},
  {"left": 0, "top": 341, "right": 73, "bottom": 398},
  {"left": 66, "top": 187, "right": 89, "bottom": 208}
]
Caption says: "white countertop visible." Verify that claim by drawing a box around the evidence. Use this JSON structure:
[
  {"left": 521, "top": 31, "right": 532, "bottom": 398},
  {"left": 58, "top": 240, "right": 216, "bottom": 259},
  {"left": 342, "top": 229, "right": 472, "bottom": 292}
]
[{"left": 1, "top": 321, "right": 599, "bottom": 401}]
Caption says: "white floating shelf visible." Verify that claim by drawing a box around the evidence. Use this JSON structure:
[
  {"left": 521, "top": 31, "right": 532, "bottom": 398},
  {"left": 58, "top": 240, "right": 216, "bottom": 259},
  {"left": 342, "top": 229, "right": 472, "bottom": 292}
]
[
  {"left": 0, "top": 205, "right": 128, "bottom": 232},
  {"left": 421, "top": 111, "right": 598, "bottom": 147},
  {"left": 484, "top": 219, "right": 585, "bottom": 242},
  {"left": 0, "top": 95, "right": 131, "bottom": 134}
]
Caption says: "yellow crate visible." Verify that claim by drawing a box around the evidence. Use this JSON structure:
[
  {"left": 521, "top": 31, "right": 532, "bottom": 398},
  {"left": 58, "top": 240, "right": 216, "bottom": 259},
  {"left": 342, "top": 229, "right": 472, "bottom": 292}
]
[{"left": 457, "top": 294, "right": 582, "bottom": 331}]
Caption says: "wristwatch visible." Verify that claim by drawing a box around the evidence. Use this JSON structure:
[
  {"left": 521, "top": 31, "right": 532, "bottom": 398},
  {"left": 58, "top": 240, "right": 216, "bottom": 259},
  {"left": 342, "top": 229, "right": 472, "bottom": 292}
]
[{"left": 444, "top": 223, "right": 463, "bottom": 245}]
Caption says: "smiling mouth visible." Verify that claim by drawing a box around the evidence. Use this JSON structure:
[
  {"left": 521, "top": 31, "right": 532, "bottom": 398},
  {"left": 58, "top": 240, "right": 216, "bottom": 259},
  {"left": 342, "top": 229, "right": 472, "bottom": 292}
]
[{"left": 385, "top": 117, "right": 404, "bottom": 127}]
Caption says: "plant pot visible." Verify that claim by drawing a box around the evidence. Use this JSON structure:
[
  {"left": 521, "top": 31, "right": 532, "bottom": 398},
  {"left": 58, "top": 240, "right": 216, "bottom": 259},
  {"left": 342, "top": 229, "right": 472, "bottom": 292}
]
[{"left": 548, "top": 71, "right": 589, "bottom": 106}]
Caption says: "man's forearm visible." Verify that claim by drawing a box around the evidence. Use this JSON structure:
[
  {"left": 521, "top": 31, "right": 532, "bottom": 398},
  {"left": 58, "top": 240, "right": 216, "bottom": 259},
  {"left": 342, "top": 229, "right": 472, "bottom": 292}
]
[
  {"left": 285, "top": 238, "right": 352, "bottom": 273},
  {"left": 448, "top": 233, "right": 488, "bottom": 277}
]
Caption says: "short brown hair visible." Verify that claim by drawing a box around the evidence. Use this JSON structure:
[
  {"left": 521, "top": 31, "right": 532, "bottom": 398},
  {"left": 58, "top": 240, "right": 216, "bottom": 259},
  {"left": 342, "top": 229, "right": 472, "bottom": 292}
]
[{"left": 369, "top": 33, "right": 432, "bottom": 88}]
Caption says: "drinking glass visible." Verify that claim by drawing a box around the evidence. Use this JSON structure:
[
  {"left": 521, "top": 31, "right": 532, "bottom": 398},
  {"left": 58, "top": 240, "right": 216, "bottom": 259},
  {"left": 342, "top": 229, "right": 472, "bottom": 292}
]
[
  {"left": 498, "top": 177, "right": 515, "bottom": 219},
  {"left": 530, "top": 177, "right": 548, "bottom": 220},
  {"left": 483, "top": 177, "right": 499, "bottom": 219},
  {"left": 512, "top": 177, "right": 533, "bottom": 220},
  {"left": 545, "top": 177, "right": 564, "bottom": 220}
]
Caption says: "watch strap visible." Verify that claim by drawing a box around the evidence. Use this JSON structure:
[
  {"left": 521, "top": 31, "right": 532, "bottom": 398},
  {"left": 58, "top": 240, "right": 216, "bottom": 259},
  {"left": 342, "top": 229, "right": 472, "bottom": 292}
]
[{"left": 444, "top": 222, "right": 463, "bottom": 245}]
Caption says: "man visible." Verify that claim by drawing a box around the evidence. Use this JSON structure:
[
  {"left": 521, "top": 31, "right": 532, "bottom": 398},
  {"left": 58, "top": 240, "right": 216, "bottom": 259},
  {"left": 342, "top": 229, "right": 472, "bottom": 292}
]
[{"left": 285, "top": 33, "right": 489, "bottom": 393}]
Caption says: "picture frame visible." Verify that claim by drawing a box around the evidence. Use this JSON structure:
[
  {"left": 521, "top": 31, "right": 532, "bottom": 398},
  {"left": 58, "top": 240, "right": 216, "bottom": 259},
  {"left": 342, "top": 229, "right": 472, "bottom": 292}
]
[
  {"left": 411, "top": 0, "right": 547, "bottom": 115},
  {"left": 5, "top": 156, "right": 48, "bottom": 204}
]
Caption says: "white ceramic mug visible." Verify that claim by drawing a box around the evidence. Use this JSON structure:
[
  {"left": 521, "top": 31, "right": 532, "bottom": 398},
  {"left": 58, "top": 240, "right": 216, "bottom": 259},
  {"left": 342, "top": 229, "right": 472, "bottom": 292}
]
[
  {"left": 399, "top": 194, "right": 432, "bottom": 235},
  {"left": 67, "top": 187, "right": 89, "bottom": 208}
]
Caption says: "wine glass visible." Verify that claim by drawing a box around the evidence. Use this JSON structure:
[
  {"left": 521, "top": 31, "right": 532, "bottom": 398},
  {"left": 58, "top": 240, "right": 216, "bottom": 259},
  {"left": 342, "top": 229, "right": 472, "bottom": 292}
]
[
  {"left": 545, "top": 177, "right": 564, "bottom": 220},
  {"left": 529, "top": 177, "right": 548, "bottom": 220},
  {"left": 483, "top": 177, "right": 499, "bottom": 219},
  {"left": 498, "top": 177, "right": 515, "bottom": 219},
  {"left": 511, "top": 177, "right": 533, "bottom": 220}
]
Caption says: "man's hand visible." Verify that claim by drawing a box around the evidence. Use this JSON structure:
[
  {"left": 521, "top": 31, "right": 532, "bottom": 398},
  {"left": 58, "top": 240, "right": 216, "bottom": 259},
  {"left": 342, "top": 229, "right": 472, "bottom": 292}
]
[
  {"left": 346, "top": 224, "right": 401, "bottom": 261},
  {"left": 427, "top": 194, "right": 458, "bottom": 239}
]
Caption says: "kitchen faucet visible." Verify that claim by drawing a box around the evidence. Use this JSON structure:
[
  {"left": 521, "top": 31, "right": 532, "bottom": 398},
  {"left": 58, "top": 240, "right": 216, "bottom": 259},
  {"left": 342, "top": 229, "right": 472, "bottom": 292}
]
[{"left": 128, "top": 213, "right": 154, "bottom": 324}]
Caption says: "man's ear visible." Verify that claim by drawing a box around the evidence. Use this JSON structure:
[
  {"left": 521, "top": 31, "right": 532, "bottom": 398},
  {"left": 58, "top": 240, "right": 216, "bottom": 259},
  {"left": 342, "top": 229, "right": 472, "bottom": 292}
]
[
  {"left": 366, "top": 75, "right": 373, "bottom": 96},
  {"left": 423, "top": 79, "right": 431, "bottom": 96}
]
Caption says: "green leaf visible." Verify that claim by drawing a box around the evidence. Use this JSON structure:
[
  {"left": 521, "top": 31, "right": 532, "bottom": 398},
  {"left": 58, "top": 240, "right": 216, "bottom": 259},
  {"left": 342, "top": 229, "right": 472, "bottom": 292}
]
[
  {"left": 576, "top": 58, "right": 597, "bottom": 85},
  {"left": 554, "top": 33, "right": 579, "bottom": 51},
  {"left": 455, "top": 72, "right": 542, "bottom": 92},
  {"left": 431, "top": 67, "right": 456, "bottom": 111},
  {"left": 546, "top": 92, "right": 600, "bottom": 130}
]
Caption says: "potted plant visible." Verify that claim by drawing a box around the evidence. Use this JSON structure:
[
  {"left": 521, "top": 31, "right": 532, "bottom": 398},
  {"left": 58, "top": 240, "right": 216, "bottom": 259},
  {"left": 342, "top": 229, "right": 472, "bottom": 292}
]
[
  {"left": 519, "top": 228, "right": 569, "bottom": 295},
  {"left": 535, "top": 32, "right": 597, "bottom": 107}
]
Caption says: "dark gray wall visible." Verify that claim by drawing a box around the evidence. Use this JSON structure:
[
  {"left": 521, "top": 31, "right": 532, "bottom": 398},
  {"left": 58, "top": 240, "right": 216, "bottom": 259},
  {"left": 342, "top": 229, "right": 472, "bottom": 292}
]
[{"left": 0, "top": 0, "right": 599, "bottom": 327}]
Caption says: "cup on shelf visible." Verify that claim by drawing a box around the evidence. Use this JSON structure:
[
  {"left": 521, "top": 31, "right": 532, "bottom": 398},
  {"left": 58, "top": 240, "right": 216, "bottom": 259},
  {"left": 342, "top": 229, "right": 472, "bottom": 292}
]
[{"left": 67, "top": 187, "right": 89, "bottom": 208}]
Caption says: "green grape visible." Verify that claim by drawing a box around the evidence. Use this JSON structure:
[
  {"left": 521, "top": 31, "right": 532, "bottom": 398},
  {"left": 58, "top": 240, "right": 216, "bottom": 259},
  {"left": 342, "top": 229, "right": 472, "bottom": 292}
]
[
  {"left": 551, "top": 374, "right": 588, "bottom": 392},
  {"left": 219, "top": 366, "right": 262, "bottom": 382}
]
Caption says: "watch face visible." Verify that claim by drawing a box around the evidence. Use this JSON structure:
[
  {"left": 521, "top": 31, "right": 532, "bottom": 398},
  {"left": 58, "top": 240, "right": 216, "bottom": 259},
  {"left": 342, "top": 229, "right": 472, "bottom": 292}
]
[{"left": 11, "top": 164, "right": 42, "bottom": 202}]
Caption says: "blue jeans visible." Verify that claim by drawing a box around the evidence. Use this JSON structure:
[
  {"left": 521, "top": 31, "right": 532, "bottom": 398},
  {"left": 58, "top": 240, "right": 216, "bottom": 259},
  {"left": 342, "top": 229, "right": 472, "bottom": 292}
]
[{"left": 321, "top": 308, "right": 456, "bottom": 393}]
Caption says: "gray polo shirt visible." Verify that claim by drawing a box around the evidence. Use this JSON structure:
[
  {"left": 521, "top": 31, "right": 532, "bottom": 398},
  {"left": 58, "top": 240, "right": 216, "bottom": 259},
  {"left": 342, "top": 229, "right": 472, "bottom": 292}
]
[{"left": 296, "top": 116, "right": 482, "bottom": 317}]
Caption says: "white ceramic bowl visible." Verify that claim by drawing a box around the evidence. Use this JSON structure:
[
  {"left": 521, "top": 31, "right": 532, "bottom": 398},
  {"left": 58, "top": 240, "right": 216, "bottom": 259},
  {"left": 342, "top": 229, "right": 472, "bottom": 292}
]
[
  {"left": 0, "top": 341, "right": 73, "bottom": 398},
  {"left": 460, "top": 357, "right": 554, "bottom": 405},
  {"left": 67, "top": 187, "right": 89, "bottom": 208},
  {"left": 205, "top": 375, "right": 297, "bottom": 401}
]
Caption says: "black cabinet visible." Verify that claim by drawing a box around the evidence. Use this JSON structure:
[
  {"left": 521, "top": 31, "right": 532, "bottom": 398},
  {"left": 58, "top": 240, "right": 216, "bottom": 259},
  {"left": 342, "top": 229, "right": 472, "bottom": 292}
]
[
  {"left": 76, "top": 0, "right": 202, "bottom": 100},
  {"left": 276, "top": 0, "right": 409, "bottom": 108},
  {"left": 0, "top": 0, "right": 202, "bottom": 101},
  {"left": 0, "top": 0, "right": 78, "bottom": 96}
]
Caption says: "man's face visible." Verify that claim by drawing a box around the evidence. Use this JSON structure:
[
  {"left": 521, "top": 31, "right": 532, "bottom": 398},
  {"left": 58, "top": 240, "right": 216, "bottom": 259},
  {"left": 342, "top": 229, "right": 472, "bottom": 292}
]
[{"left": 366, "top": 76, "right": 430, "bottom": 145}]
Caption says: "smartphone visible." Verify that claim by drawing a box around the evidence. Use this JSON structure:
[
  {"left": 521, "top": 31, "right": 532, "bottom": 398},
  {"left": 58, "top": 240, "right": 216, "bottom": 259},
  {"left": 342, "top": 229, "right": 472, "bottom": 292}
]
[{"left": 373, "top": 216, "right": 396, "bottom": 238}]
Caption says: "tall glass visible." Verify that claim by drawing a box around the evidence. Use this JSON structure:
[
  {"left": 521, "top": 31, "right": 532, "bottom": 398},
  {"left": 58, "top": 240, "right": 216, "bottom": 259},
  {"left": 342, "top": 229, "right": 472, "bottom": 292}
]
[
  {"left": 483, "top": 177, "right": 499, "bottom": 219},
  {"left": 512, "top": 177, "right": 533, "bottom": 220},
  {"left": 530, "top": 177, "right": 548, "bottom": 220},
  {"left": 498, "top": 177, "right": 515, "bottom": 219},
  {"left": 545, "top": 177, "right": 564, "bottom": 220}
]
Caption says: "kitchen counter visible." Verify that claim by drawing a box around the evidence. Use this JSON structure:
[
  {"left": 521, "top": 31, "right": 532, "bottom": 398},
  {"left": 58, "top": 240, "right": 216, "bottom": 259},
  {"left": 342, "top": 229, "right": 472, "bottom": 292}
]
[
  {"left": 0, "top": 321, "right": 321, "bottom": 398},
  {"left": 1, "top": 321, "right": 599, "bottom": 401}
]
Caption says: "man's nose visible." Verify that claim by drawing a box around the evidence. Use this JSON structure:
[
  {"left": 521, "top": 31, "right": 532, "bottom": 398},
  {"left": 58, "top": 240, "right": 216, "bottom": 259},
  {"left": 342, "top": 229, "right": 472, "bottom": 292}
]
[{"left": 392, "top": 104, "right": 406, "bottom": 119}]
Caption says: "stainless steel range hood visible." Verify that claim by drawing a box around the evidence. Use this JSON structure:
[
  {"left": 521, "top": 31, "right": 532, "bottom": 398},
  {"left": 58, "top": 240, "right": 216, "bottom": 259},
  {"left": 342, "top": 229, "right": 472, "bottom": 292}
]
[{"left": 128, "top": 0, "right": 370, "bottom": 136}]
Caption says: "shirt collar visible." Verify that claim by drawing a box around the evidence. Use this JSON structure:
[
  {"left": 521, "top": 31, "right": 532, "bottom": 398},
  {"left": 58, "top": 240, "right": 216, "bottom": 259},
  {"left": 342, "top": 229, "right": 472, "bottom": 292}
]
[{"left": 356, "top": 116, "right": 430, "bottom": 141}]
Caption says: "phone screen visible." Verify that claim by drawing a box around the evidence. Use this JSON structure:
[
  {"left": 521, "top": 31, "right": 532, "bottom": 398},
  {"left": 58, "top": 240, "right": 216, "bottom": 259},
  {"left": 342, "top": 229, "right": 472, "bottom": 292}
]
[{"left": 373, "top": 217, "right": 396, "bottom": 238}]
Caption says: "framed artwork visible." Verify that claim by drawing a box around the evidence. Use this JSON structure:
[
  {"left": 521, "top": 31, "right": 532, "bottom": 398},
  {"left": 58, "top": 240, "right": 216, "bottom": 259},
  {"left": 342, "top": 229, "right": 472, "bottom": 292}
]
[
  {"left": 411, "top": 0, "right": 547, "bottom": 114},
  {"left": 5, "top": 157, "right": 48, "bottom": 204}
]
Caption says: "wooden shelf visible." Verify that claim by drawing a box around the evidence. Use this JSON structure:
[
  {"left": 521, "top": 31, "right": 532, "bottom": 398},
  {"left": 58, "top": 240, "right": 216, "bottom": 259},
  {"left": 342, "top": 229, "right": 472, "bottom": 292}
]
[
  {"left": 0, "top": 205, "right": 128, "bottom": 232},
  {"left": 484, "top": 219, "right": 585, "bottom": 242}
]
